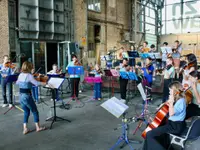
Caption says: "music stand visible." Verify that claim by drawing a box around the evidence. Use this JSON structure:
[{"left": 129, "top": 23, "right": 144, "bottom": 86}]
[
  {"left": 104, "top": 69, "right": 118, "bottom": 98},
  {"left": 85, "top": 76, "right": 102, "bottom": 102},
  {"left": 4, "top": 74, "right": 24, "bottom": 114},
  {"left": 67, "top": 66, "right": 84, "bottom": 108},
  {"left": 128, "top": 51, "right": 139, "bottom": 66},
  {"left": 46, "top": 77, "right": 71, "bottom": 129}
]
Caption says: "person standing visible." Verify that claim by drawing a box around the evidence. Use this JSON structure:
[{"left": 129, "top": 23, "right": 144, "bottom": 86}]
[
  {"left": 0, "top": 55, "right": 15, "bottom": 108},
  {"left": 16, "top": 61, "right": 46, "bottom": 134},
  {"left": 66, "top": 54, "right": 82, "bottom": 100}
]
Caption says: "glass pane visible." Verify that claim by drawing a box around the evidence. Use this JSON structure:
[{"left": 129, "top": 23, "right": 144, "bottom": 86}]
[
  {"left": 161, "top": 21, "right": 166, "bottom": 34},
  {"left": 166, "top": 20, "right": 181, "bottom": 34},
  {"left": 166, "top": 4, "right": 181, "bottom": 21},
  {"left": 166, "top": 0, "right": 181, "bottom": 5},
  {"left": 20, "top": 42, "right": 32, "bottom": 66},
  {"left": 149, "top": 8, "right": 155, "bottom": 18},
  {"left": 146, "top": 24, "right": 155, "bottom": 34},
  {"left": 183, "top": 1, "right": 200, "bottom": 19},
  {"left": 146, "top": 16, "right": 155, "bottom": 24},
  {"left": 182, "top": 17, "right": 200, "bottom": 33},
  {"left": 34, "top": 42, "right": 46, "bottom": 74},
  {"left": 162, "top": 7, "right": 165, "bottom": 21}
]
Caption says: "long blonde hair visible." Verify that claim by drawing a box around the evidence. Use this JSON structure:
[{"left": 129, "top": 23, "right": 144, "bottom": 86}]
[
  {"left": 169, "top": 81, "right": 185, "bottom": 102},
  {"left": 21, "top": 61, "right": 33, "bottom": 73}
]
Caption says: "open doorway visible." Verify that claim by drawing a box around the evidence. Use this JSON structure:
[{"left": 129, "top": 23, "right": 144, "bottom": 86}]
[{"left": 46, "top": 43, "right": 58, "bottom": 72}]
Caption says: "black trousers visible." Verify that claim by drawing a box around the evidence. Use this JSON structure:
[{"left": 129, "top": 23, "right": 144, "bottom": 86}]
[
  {"left": 143, "top": 120, "right": 186, "bottom": 150},
  {"left": 186, "top": 103, "right": 200, "bottom": 119},
  {"left": 119, "top": 77, "right": 128, "bottom": 100},
  {"left": 162, "top": 79, "right": 173, "bottom": 103},
  {"left": 70, "top": 78, "right": 80, "bottom": 98}
]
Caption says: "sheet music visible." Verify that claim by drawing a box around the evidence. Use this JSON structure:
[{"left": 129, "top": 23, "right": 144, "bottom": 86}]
[
  {"left": 137, "top": 83, "right": 146, "bottom": 101},
  {"left": 47, "top": 77, "right": 64, "bottom": 89},
  {"left": 161, "top": 47, "right": 172, "bottom": 54},
  {"left": 101, "top": 97, "right": 129, "bottom": 118}
]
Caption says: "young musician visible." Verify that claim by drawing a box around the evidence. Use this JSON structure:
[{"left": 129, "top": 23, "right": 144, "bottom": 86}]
[
  {"left": 162, "top": 57, "right": 175, "bottom": 103},
  {"left": 143, "top": 81, "right": 186, "bottom": 150},
  {"left": 90, "top": 64, "right": 103, "bottom": 100},
  {"left": 47, "top": 64, "right": 62, "bottom": 101},
  {"left": 172, "top": 40, "right": 182, "bottom": 58},
  {"left": 141, "top": 57, "right": 154, "bottom": 87},
  {"left": 0, "top": 55, "right": 15, "bottom": 108},
  {"left": 149, "top": 44, "right": 156, "bottom": 53},
  {"left": 119, "top": 58, "right": 130, "bottom": 103},
  {"left": 66, "top": 54, "right": 81, "bottom": 100},
  {"left": 141, "top": 41, "right": 150, "bottom": 53},
  {"left": 181, "top": 53, "right": 197, "bottom": 88},
  {"left": 47, "top": 64, "right": 61, "bottom": 75},
  {"left": 16, "top": 61, "right": 46, "bottom": 134},
  {"left": 186, "top": 70, "right": 200, "bottom": 119},
  {"left": 160, "top": 42, "right": 172, "bottom": 68}
]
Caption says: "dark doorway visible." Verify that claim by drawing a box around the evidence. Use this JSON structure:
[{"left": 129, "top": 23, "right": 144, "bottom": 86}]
[{"left": 47, "top": 43, "right": 57, "bottom": 72}]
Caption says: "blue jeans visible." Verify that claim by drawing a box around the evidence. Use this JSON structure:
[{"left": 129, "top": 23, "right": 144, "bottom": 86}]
[
  {"left": 94, "top": 83, "right": 102, "bottom": 99},
  {"left": 1, "top": 77, "right": 12, "bottom": 104},
  {"left": 20, "top": 93, "right": 39, "bottom": 123},
  {"left": 32, "top": 86, "right": 39, "bottom": 102}
]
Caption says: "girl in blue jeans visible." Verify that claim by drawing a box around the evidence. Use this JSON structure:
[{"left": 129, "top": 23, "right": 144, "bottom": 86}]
[
  {"left": 16, "top": 61, "right": 46, "bottom": 134},
  {"left": 90, "top": 64, "right": 103, "bottom": 100}
]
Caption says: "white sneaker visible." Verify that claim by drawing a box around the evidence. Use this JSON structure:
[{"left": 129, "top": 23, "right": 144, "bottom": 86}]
[
  {"left": 2, "top": 104, "right": 8, "bottom": 108},
  {"left": 120, "top": 99, "right": 126, "bottom": 104},
  {"left": 8, "top": 104, "right": 13, "bottom": 108}
]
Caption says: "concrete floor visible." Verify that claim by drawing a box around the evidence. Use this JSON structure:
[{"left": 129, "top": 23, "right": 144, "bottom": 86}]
[{"left": 0, "top": 83, "right": 162, "bottom": 150}]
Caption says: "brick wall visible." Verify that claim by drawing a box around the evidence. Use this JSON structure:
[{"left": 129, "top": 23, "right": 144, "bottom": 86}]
[{"left": 0, "top": 0, "right": 9, "bottom": 59}]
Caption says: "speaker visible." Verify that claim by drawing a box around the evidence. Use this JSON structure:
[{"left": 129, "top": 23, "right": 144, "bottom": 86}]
[{"left": 69, "top": 42, "right": 79, "bottom": 55}]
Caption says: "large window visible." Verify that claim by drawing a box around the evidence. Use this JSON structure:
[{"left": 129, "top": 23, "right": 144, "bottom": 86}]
[
  {"left": 88, "top": 0, "right": 101, "bottom": 12},
  {"left": 162, "top": 0, "right": 200, "bottom": 34}
]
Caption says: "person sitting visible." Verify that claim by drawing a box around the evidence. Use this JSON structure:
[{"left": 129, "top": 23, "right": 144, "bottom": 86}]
[
  {"left": 186, "top": 70, "right": 200, "bottom": 119},
  {"left": 143, "top": 81, "right": 186, "bottom": 150}
]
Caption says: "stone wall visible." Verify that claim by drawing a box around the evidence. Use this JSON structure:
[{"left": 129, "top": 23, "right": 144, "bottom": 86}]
[{"left": 0, "top": 0, "right": 9, "bottom": 59}]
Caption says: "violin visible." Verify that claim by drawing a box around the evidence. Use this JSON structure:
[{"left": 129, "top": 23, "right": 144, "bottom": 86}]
[
  {"left": 172, "top": 42, "right": 182, "bottom": 53},
  {"left": 74, "top": 60, "right": 82, "bottom": 66},
  {"left": 4, "top": 62, "right": 16, "bottom": 69},
  {"left": 33, "top": 73, "right": 49, "bottom": 83}
]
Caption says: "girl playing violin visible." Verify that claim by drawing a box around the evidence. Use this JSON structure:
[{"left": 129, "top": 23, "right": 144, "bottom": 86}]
[
  {"left": 181, "top": 53, "right": 197, "bottom": 89},
  {"left": 186, "top": 70, "right": 200, "bottom": 119},
  {"left": 47, "top": 64, "right": 62, "bottom": 101},
  {"left": 143, "top": 81, "right": 186, "bottom": 150},
  {"left": 16, "top": 61, "right": 46, "bottom": 134},
  {"left": 0, "top": 55, "right": 16, "bottom": 108},
  {"left": 47, "top": 64, "right": 61, "bottom": 75},
  {"left": 141, "top": 57, "right": 154, "bottom": 87},
  {"left": 90, "top": 64, "right": 103, "bottom": 100},
  {"left": 66, "top": 54, "right": 81, "bottom": 100}
]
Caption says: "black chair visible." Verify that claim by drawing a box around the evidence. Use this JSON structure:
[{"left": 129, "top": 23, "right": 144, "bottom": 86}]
[{"left": 168, "top": 117, "right": 200, "bottom": 149}]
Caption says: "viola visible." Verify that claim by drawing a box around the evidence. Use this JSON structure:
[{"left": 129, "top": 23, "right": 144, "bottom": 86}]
[{"left": 4, "top": 62, "right": 16, "bottom": 69}]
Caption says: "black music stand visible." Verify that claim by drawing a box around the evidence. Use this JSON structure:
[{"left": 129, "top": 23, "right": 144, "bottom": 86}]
[
  {"left": 128, "top": 51, "right": 139, "bottom": 66},
  {"left": 104, "top": 69, "right": 115, "bottom": 98},
  {"left": 4, "top": 74, "right": 24, "bottom": 114},
  {"left": 46, "top": 77, "right": 71, "bottom": 129},
  {"left": 67, "top": 66, "right": 84, "bottom": 108}
]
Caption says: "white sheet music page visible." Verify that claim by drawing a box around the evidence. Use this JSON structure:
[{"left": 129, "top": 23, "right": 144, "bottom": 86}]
[
  {"left": 137, "top": 83, "right": 146, "bottom": 101},
  {"left": 101, "top": 97, "right": 129, "bottom": 118},
  {"left": 47, "top": 77, "right": 64, "bottom": 89}
]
